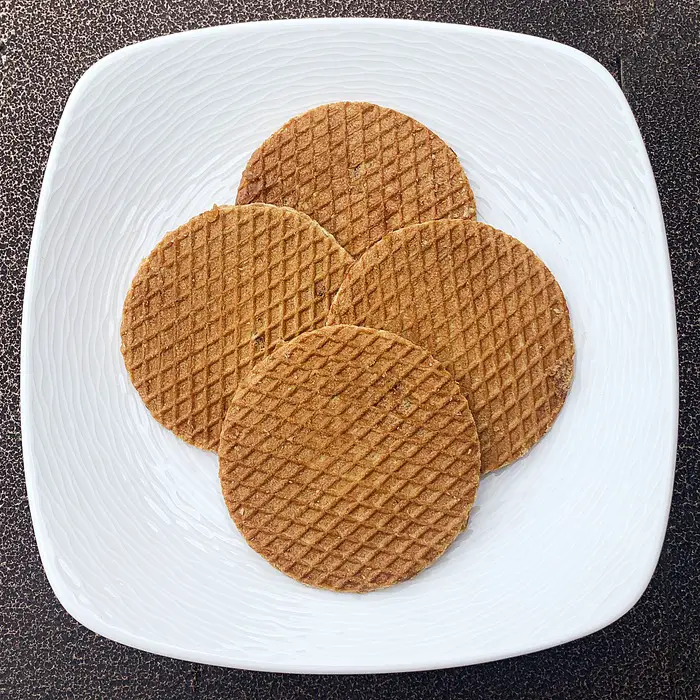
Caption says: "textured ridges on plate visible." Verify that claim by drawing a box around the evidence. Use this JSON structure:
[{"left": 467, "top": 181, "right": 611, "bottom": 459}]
[
  {"left": 24, "top": 17, "right": 675, "bottom": 670},
  {"left": 236, "top": 101, "right": 476, "bottom": 258},
  {"left": 327, "top": 220, "right": 575, "bottom": 473},
  {"left": 120, "top": 204, "right": 353, "bottom": 451},
  {"left": 219, "top": 325, "right": 481, "bottom": 593}
]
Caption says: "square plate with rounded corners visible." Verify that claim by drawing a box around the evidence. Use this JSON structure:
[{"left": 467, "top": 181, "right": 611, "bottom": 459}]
[{"left": 21, "top": 18, "right": 677, "bottom": 673}]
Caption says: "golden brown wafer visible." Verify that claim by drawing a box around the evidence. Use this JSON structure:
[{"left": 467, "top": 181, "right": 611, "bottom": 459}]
[
  {"left": 219, "top": 325, "right": 481, "bottom": 593},
  {"left": 120, "top": 204, "right": 352, "bottom": 451},
  {"left": 236, "top": 102, "right": 476, "bottom": 258},
  {"left": 327, "top": 220, "right": 574, "bottom": 473}
]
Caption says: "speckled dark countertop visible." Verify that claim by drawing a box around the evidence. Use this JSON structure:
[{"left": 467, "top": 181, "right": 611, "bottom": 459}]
[{"left": 1, "top": 2, "right": 698, "bottom": 698}]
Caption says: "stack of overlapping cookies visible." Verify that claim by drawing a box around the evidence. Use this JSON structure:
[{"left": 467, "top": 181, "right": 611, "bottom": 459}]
[{"left": 121, "top": 102, "right": 574, "bottom": 593}]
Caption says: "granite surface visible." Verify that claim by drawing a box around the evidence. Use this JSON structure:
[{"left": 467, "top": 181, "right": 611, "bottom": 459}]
[{"left": 1, "top": 1, "right": 698, "bottom": 698}]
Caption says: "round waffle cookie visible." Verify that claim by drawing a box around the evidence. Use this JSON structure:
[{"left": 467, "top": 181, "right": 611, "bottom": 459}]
[
  {"left": 327, "top": 220, "right": 575, "bottom": 473},
  {"left": 219, "top": 325, "right": 481, "bottom": 593},
  {"left": 236, "top": 101, "right": 476, "bottom": 258},
  {"left": 120, "top": 204, "right": 352, "bottom": 451}
]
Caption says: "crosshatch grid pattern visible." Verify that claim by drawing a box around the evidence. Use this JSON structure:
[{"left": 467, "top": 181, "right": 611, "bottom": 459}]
[
  {"left": 236, "top": 101, "right": 476, "bottom": 258},
  {"left": 219, "top": 325, "right": 481, "bottom": 593},
  {"left": 120, "top": 204, "right": 353, "bottom": 451},
  {"left": 328, "top": 220, "right": 575, "bottom": 472}
]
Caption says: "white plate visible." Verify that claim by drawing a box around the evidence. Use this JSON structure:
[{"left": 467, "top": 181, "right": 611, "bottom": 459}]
[{"left": 21, "top": 18, "right": 677, "bottom": 673}]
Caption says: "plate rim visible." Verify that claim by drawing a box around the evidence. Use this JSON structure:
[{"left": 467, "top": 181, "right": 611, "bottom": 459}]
[{"left": 20, "top": 16, "right": 678, "bottom": 673}]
